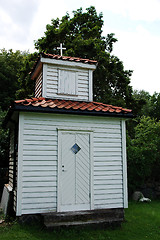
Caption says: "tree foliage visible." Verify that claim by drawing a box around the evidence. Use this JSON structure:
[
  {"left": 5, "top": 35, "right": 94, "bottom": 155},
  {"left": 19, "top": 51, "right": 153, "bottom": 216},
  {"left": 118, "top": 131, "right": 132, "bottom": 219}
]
[
  {"left": 15, "top": 52, "right": 38, "bottom": 100},
  {"left": 131, "top": 90, "right": 160, "bottom": 121},
  {"left": 147, "top": 93, "right": 160, "bottom": 120},
  {"left": 0, "top": 108, "right": 9, "bottom": 167},
  {"left": 0, "top": 49, "right": 37, "bottom": 111},
  {"left": 35, "top": 6, "right": 133, "bottom": 107},
  {"left": 0, "top": 50, "right": 37, "bottom": 168},
  {"left": 0, "top": 49, "right": 24, "bottom": 110},
  {"left": 127, "top": 116, "right": 160, "bottom": 193}
]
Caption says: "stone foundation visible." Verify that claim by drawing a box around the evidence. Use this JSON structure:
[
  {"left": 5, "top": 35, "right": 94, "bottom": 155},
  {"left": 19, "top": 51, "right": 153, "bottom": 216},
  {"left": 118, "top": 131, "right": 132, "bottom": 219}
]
[
  {"left": 18, "top": 208, "right": 124, "bottom": 229},
  {"left": 42, "top": 208, "right": 124, "bottom": 229}
]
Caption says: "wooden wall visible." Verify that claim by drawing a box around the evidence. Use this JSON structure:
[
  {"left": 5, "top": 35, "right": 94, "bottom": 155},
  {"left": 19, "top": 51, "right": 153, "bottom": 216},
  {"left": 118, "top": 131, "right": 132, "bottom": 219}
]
[
  {"left": 42, "top": 64, "right": 91, "bottom": 101},
  {"left": 16, "top": 112, "right": 127, "bottom": 216}
]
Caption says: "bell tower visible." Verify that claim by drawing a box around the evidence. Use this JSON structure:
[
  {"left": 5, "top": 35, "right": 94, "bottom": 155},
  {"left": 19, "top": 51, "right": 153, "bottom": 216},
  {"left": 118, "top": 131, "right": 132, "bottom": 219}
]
[{"left": 31, "top": 52, "right": 97, "bottom": 102}]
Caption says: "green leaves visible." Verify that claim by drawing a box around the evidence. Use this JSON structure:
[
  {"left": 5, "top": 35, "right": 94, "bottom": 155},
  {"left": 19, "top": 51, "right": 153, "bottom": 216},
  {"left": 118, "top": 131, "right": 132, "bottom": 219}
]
[
  {"left": 127, "top": 116, "right": 160, "bottom": 193},
  {"left": 0, "top": 108, "right": 9, "bottom": 167},
  {"left": 0, "top": 49, "right": 23, "bottom": 110},
  {"left": 0, "top": 49, "right": 37, "bottom": 110},
  {"left": 106, "top": 33, "right": 117, "bottom": 53}
]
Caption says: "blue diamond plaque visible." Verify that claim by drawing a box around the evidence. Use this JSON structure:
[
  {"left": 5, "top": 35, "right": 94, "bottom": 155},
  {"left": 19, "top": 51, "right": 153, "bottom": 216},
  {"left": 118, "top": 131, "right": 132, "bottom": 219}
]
[{"left": 71, "top": 143, "right": 81, "bottom": 154}]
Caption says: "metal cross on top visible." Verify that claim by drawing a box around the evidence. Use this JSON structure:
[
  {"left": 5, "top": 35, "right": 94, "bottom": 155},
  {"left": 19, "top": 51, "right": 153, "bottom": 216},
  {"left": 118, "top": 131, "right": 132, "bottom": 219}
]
[{"left": 57, "top": 43, "right": 66, "bottom": 56}]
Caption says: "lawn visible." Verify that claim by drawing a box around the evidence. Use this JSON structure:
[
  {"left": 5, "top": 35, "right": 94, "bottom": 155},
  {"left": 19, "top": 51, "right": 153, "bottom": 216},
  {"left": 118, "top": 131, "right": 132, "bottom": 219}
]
[{"left": 0, "top": 201, "right": 160, "bottom": 240}]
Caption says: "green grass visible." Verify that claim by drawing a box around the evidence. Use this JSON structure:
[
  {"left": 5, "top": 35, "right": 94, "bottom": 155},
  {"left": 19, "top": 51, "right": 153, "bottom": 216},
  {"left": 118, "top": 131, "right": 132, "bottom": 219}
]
[{"left": 0, "top": 201, "right": 160, "bottom": 240}]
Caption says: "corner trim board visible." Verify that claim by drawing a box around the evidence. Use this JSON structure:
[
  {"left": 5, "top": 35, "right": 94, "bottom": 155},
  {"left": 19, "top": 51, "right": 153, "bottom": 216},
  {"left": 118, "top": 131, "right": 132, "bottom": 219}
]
[
  {"left": 42, "top": 63, "right": 47, "bottom": 98},
  {"left": 16, "top": 113, "right": 24, "bottom": 216},
  {"left": 121, "top": 120, "right": 128, "bottom": 208},
  {"left": 88, "top": 70, "right": 93, "bottom": 101}
]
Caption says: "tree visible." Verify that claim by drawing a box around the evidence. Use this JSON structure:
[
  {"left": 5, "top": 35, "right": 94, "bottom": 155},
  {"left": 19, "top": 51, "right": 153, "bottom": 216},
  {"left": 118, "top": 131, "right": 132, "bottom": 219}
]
[
  {"left": 35, "top": 6, "right": 133, "bottom": 108},
  {"left": 126, "top": 90, "right": 151, "bottom": 139},
  {"left": 0, "top": 108, "right": 9, "bottom": 168},
  {"left": 131, "top": 90, "right": 160, "bottom": 121},
  {"left": 127, "top": 116, "right": 160, "bottom": 194},
  {"left": 131, "top": 90, "right": 151, "bottom": 117},
  {"left": 0, "top": 50, "right": 37, "bottom": 172},
  {"left": 0, "top": 49, "right": 24, "bottom": 110},
  {"left": 15, "top": 52, "right": 38, "bottom": 100},
  {"left": 147, "top": 92, "right": 160, "bottom": 120},
  {"left": 0, "top": 49, "right": 37, "bottom": 110}
]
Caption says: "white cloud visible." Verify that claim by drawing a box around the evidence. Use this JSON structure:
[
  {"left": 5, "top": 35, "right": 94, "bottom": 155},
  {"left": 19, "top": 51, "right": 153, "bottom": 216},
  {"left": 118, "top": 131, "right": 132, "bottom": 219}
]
[
  {"left": 88, "top": 0, "right": 160, "bottom": 22},
  {"left": 28, "top": 0, "right": 70, "bottom": 52},
  {"left": 0, "top": 0, "right": 38, "bottom": 51},
  {"left": 111, "top": 25, "right": 160, "bottom": 93},
  {"left": 126, "top": 0, "right": 160, "bottom": 22}
]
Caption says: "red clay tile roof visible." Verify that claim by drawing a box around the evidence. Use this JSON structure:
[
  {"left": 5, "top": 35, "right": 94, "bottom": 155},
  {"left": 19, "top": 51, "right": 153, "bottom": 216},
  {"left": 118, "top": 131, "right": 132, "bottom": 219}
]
[
  {"left": 41, "top": 53, "right": 97, "bottom": 65},
  {"left": 13, "top": 97, "right": 132, "bottom": 117},
  {"left": 30, "top": 53, "right": 97, "bottom": 80}
]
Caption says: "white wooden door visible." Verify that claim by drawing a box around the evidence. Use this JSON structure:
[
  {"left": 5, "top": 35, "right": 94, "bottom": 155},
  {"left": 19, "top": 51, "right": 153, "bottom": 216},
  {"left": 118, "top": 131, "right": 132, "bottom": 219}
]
[{"left": 59, "top": 131, "right": 91, "bottom": 212}]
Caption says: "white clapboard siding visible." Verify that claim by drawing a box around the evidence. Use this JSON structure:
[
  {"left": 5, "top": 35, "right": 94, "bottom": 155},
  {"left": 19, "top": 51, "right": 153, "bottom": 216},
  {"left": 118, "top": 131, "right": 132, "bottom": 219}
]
[
  {"left": 94, "top": 171, "right": 122, "bottom": 177},
  {"left": 23, "top": 176, "right": 57, "bottom": 182},
  {"left": 23, "top": 192, "right": 56, "bottom": 198},
  {"left": 22, "top": 202, "right": 56, "bottom": 210},
  {"left": 23, "top": 161, "right": 57, "bottom": 166},
  {"left": 95, "top": 189, "right": 123, "bottom": 195},
  {"left": 22, "top": 186, "right": 57, "bottom": 193},
  {"left": 94, "top": 193, "right": 123, "bottom": 200},
  {"left": 94, "top": 184, "right": 123, "bottom": 190},
  {"left": 44, "top": 64, "right": 89, "bottom": 101},
  {"left": 95, "top": 198, "right": 123, "bottom": 205},
  {"left": 17, "top": 112, "right": 126, "bottom": 216},
  {"left": 23, "top": 135, "right": 57, "bottom": 141},
  {"left": 23, "top": 171, "right": 56, "bottom": 177},
  {"left": 94, "top": 203, "right": 123, "bottom": 209},
  {"left": 23, "top": 155, "right": 57, "bottom": 161},
  {"left": 35, "top": 72, "right": 42, "bottom": 98},
  {"left": 21, "top": 208, "right": 57, "bottom": 215},
  {"left": 94, "top": 161, "right": 122, "bottom": 166},
  {"left": 94, "top": 175, "right": 122, "bottom": 180}
]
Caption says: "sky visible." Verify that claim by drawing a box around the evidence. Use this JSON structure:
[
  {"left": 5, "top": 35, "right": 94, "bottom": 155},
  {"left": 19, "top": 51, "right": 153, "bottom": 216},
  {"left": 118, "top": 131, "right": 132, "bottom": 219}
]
[{"left": 0, "top": 0, "right": 160, "bottom": 95}]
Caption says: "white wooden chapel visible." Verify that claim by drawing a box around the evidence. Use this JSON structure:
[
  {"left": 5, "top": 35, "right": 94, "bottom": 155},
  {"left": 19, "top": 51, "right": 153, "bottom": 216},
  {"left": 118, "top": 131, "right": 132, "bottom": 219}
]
[{"left": 3, "top": 45, "right": 133, "bottom": 226}]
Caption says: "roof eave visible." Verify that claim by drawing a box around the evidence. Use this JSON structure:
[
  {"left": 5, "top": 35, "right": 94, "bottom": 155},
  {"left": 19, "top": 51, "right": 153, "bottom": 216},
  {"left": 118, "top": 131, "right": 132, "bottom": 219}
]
[
  {"left": 41, "top": 57, "right": 97, "bottom": 70},
  {"left": 12, "top": 104, "right": 134, "bottom": 119},
  {"left": 30, "top": 60, "right": 43, "bottom": 80}
]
